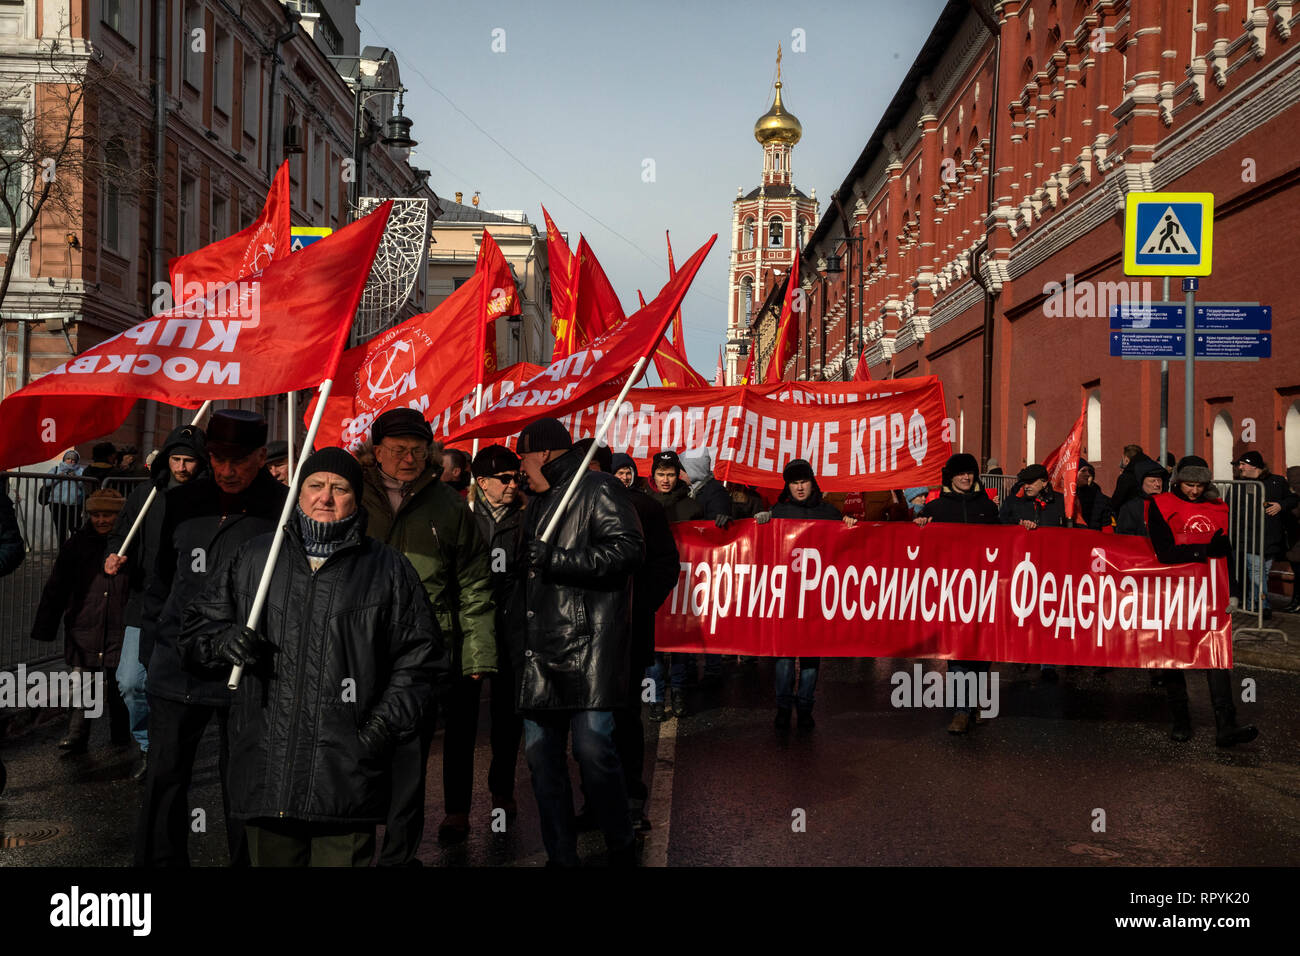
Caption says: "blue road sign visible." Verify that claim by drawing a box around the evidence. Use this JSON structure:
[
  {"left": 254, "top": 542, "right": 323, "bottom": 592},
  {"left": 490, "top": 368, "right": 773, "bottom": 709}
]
[
  {"left": 1194, "top": 333, "right": 1271, "bottom": 359},
  {"left": 1123, "top": 192, "right": 1214, "bottom": 276},
  {"left": 1194, "top": 305, "right": 1271, "bottom": 331},
  {"left": 1110, "top": 303, "right": 1185, "bottom": 329},
  {"left": 1110, "top": 331, "right": 1186, "bottom": 358}
]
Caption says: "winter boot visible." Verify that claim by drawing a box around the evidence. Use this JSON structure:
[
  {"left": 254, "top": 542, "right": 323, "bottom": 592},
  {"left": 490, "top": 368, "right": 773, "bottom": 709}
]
[
  {"left": 1214, "top": 707, "right": 1258, "bottom": 748},
  {"left": 1169, "top": 701, "right": 1193, "bottom": 742},
  {"left": 796, "top": 707, "right": 815, "bottom": 731},
  {"left": 773, "top": 706, "right": 792, "bottom": 730},
  {"left": 58, "top": 706, "right": 88, "bottom": 753}
]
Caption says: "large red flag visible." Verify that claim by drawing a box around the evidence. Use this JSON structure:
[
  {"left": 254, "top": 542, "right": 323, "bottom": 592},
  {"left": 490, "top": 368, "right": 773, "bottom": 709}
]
[
  {"left": 1043, "top": 397, "right": 1089, "bottom": 523},
  {"left": 666, "top": 230, "right": 685, "bottom": 350},
  {"left": 477, "top": 230, "right": 521, "bottom": 379},
  {"left": 554, "top": 236, "right": 625, "bottom": 360},
  {"left": 643, "top": 289, "right": 709, "bottom": 388},
  {"left": 168, "top": 161, "right": 291, "bottom": 305},
  {"left": 541, "top": 206, "right": 577, "bottom": 358},
  {"left": 0, "top": 202, "right": 392, "bottom": 470},
  {"left": 311, "top": 235, "right": 521, "bottom": 450},
  {"left": 763, "top": 254, "right": 801, "bottom": 383},
  {"left": 451, "top": 235, "right": 716, "bottom": 443}
]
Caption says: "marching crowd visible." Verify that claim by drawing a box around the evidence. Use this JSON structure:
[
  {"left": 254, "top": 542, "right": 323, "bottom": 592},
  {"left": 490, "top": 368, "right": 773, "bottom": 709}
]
[{"left": 2, "top": 413, "right": 1297, "bottom": 867}]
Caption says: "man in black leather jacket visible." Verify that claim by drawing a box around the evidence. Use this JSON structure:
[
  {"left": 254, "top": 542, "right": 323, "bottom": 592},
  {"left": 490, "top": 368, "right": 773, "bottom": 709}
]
[
  {"left": 180, "top": 447, "right": 444, "bottom": 865},
  {"left": 517, "top": 418, "right": 644, "bottom": 866}
]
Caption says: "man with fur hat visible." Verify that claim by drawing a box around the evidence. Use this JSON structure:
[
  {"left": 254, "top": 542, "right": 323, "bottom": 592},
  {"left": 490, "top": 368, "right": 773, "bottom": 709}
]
[
  {"left": 916, "top": 453, "right": 1000, "bottom": 732},
  {"left": 755, "top": 459, "right": 857, "bottom": 730},
  {"left": 516, "top": 417, "right": 644, "bottom": 866},
  {"left": 180, "top": 447, "right": 445, "bottom": 865},
  {"left": 137, "top": 409, "right": 286, "bottom": 866},
  {"left": 998, "top": 463, "right": 1069, "bottom": 529},
  {"left": 359, "top": 406, "right": 494, "bottom": 858},
  {"left": 1143, "top": 456, "right": 1257, "bottom": 747},
  {"left": 105, "top": 422, "right": 207, "bottom": 781},
  {"left": 1231, "top": 450, "right": 1298, "bottom": 618}
]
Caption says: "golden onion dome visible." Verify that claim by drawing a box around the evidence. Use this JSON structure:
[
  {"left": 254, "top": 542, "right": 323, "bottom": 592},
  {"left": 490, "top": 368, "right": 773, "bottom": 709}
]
[{"left": 754, "top": 80, "right": 802, "bottom": 146}]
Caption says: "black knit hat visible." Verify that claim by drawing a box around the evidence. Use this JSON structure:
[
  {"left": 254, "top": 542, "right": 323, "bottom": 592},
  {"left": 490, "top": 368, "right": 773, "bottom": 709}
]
[
  {"left": 471, "top": 444, "right": 520, "bottom": 478},
  {"left": 206, "top": 409, "right": 267, "bottom": 457},
  {"left": 1017, "top": 463, "right": 1050, "bottom": 484},
  {"left": 611, "top": 452, "right": 637, "bottom": 477},
  {"left": 782, "top": 458, "right": 816, "bottom": 484},
  {"left": 298, "top": 446, "right": 362, "bottom": 497},
  {"left": 574, "top": 437, "right": 613, "bottom": 473},
  {"left": 517, "top": 417, "right": 572, "bottom": 454},
  {"left": 371, "top": 407, "right": 432, "bottom": 445},
  {"left": 942, "top": 452, "right": 980, "bottom": 483},
  {"left": 652, "top": 450, "right": 683, "bottom": 474},
  {"left": 1231, "top": 450, "right": 1265, "bottom": 469}
]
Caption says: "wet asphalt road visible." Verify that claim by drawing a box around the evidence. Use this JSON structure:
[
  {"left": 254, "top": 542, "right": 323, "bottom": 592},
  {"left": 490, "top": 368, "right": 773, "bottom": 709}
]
[{"left": 1, "top": 658, "right": 1297, "bottom": 866}]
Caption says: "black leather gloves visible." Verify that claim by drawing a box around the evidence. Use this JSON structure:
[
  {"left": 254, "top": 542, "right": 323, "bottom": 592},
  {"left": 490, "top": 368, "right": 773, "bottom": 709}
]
[
  {"left": 357, "top": 715, "right": 393, "bottom": 758},
  {"left": 214, "top": 625, "right": 260, "bottom": 667},
  {"left": 714, "top": 514, "right": 732, "bottom": 528},
  {"left": 528, "top": 539, "right": 554, "bottom": 570}
]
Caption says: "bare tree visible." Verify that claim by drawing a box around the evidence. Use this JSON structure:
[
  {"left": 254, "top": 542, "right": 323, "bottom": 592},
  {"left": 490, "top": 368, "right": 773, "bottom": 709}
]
[{"left": 0, "top": 24, "right": 154, "bottom": 309}]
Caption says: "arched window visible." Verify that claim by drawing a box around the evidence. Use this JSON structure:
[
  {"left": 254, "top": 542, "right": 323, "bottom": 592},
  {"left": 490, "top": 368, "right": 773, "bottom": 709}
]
[
  {"left": 1086, "top": 388, "right": 1101, "bottom": 464},
  {"left": 744, "top": 218, "right": 755, "bottom": 249},
  {"left": 101, "top": 137, "right": 130, "bottom": 253},
  {"left": 741, "top": 275, "right": 754, "bottom": 326},
  {"left": 1025, "top": 407, "right": 1037, "bottom": 465},
  {"left": 769, "top": 216, "right": 784, "bottom": 248},
  {"left": 1212, "top": 411, "right": 1234, "bottom": 480},
  {"left": 1287, "top": 400, "right": 1300, "bottom": 467}
]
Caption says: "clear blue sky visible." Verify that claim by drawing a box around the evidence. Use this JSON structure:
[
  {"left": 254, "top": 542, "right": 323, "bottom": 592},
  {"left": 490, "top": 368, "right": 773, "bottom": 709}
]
[{"left": 359, "top": 0, "right": 949, "bottom": 375}]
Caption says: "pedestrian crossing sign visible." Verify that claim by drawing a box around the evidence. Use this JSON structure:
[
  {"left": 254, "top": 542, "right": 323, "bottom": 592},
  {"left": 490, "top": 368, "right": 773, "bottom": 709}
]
[
  {"left": 289, "top": 226, "right": 332, "bottom": 253},
  {"left": 1123, "top": 192, "right": 1213, "bottom": 276}
]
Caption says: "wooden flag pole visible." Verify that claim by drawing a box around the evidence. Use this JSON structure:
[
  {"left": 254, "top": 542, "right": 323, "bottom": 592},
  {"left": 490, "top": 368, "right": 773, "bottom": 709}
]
[
  {"left": 228, "top": 378, "right": 333, "bottom": 691},
  {"left": 113, "top": 400, "right": 213, "bottom": 558},
  {"left": 539, "top": 355, "right": 648, "bottom": 545}
]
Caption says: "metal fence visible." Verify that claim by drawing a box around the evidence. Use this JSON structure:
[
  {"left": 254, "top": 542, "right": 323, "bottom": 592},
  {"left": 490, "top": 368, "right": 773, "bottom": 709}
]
[{"left": 1, "top": 471, "right": 148, "bottom": 672}]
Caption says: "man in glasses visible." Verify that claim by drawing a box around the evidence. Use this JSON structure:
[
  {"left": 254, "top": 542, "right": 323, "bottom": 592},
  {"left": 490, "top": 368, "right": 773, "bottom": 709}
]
[
  {"left": 466, "top": 445, "right": 528, "bottom": 826},
  {"left": 360, "top": 408, "right": 496, "bottom": 863}
]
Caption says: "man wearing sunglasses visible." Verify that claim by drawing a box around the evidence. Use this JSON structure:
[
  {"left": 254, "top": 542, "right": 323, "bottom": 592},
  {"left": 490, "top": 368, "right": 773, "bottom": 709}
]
[
  {"left": 466, "top": 445, "right": 528, "bottom": 826},
  {"left": 360, "top": 407, "right": 496, "bottom": 862}
]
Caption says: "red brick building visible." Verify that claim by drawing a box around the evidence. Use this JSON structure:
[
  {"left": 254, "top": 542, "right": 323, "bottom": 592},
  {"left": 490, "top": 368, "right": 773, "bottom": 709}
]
[{"left": 783, "top": 0, "right": 1300, "bottom": 482}]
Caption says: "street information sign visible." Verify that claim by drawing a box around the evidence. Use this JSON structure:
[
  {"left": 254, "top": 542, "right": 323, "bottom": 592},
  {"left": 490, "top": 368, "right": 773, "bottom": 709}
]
[{"left": 1123, "top": 192, "right": 1214, "bottom": 276}]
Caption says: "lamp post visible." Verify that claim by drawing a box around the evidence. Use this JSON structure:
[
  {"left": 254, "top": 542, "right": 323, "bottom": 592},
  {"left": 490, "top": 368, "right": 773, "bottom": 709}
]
[
  {"left": 822, "top": 229, "right": 864, "bottom": 380},
  {"left": 348, "top": 78, "right": 418, "bottom": 220}
]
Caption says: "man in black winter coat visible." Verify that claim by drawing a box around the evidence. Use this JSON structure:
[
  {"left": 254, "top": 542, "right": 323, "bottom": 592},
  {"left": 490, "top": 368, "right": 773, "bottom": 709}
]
[
  {"left": 466, "top": 443, "right": 527, "bottom": 819},
  {"left": 916, "top": 453, "right": 1000, "bottom": 733},
  {"left": 1115, "top": 458, "right": 1168, "bottom": 536},
  {"left": 517, "top": 419, "right": 644, "bottom": 866},
  {"left": 105, "top": 424, "right": 207, "bottom": 779},
  {"left": 181, "top": 448, "right": 444, "bottom": 866},
  {"left": 646, "top": 450, "right": 704, "bottom": 522},
  {"left": 135, "top": 410, "right": 287, "bottom": 867},
  {"left": 755, "top": 459, "right": 857, "bottom": 730},
  {"left": 1109, "top": 444, "right": 1151, "bottom": 516},
  {"left": 0, "top": 476, "right": 22, "bottom": 578},
  {"left": 999, "top": 464, "right": 1069, "bottom": 529},
  {"left": 1232, "top": 450, "right": 1300, "bottom": 617},
  {"left": 1075, "top": 462, "right": 1113, "bottom": 530}
]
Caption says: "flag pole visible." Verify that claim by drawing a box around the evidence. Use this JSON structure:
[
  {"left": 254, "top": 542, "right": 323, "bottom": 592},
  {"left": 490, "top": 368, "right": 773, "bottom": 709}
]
[
  {"left": 287, "top": 390, "right": 296, "bottom": 478},
  {"left": 114, "top": 400, "right": 213, "bottom": 558},
  {"left": 228, "top": 378, "right": 333, "bottom": 691},
  {"left": 539, "top": 355, "right": 648, "bottom": 545}
]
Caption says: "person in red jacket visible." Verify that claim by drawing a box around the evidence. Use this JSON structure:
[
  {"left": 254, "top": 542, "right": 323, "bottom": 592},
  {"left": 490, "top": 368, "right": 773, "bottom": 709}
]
[{"left": 1146, "top": 457, "right": 1257, "bottom": 747}]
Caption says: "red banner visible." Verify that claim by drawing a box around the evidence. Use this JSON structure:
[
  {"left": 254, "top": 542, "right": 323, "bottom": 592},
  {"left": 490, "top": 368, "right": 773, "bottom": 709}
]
[
  {"left": 434, "top": 362, "right": 544, "bottom": 447},
  {"left": 655, "top": 519, "right": 1232, "bottom": 668}
]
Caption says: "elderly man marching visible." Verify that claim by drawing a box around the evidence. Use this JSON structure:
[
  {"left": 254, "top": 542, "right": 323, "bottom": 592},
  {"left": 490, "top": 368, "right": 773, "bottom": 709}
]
[
  {"left": 180, "top": 448, "right": 446, "bottom": 865},
  {"left": 359, "top": 407, "right": 495, "bottom": 861}
]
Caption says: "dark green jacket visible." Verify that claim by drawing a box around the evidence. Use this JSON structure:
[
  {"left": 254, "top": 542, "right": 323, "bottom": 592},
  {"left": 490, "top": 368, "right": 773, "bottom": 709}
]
[{"left": 361, "top": 462, "right": 496, "bottom": 677}]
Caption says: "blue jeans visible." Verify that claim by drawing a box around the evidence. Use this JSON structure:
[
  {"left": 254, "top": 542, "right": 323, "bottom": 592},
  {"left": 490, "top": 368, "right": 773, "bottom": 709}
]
[
  {"left": 1242, "top": 555, "right": 1274, "bottom": 611},
  {"left": 645, "top": 652, "right": 688, "bottom": 703},
  {"left": 115, "top": 625, "right": 149, "bottom": 751},
  {"left": 523, "top": 710, "right": 633, "bottom": 866},
  {"left": 774, "top": 657, "right": 819, "bottom": 710}
]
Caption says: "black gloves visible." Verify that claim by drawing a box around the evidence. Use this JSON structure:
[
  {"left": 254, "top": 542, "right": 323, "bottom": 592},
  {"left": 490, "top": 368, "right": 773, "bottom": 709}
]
[
  {"left": 1207, "top": 530, "right": 1231, "bottom": 558},
  {"left": 214, "top": 625, "right": 260, "bottom": 667},
  {"left": 357, "top": 715, "right": 393, "bottom": 758},
  {"left": 714, "top": 514, "right": 732, "bottom": 529},
  {"left": 528, "top": 539, "right": 554, "bottom": 570}
]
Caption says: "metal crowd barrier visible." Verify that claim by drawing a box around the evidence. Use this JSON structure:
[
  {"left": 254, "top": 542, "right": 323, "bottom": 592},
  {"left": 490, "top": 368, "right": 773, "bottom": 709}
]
[
  {"left": 979, "top": 473, "right": 1017, "bottom": 506},
  {"left": 1213, "top": 479, "right": 1267, "bottom": 631},
  {"left": 0, "top": 471, "right": 148, "bottom": 672}
]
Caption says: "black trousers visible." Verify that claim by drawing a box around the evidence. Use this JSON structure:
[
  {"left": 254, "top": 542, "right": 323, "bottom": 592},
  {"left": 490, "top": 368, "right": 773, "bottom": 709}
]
[
  {"left": 443, "top": 660, "right": 525, "bottom": 814},
  {"left": 379, "top": 713, "right": 435, "bottom": 866},
  {"left": 134, "top": 695, "right": 245, "bottom": 867},
  {"left": 612, "top": 668, "right": 647, "bottom": 803},
  {"left": 1164, "top": 668, "right": 1236, "bottom": 715}
]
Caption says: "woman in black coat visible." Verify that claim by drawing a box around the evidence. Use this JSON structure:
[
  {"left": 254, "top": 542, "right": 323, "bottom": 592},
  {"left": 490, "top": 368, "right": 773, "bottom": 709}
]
[
  {"left": 755, "top": 459, "right": 857, "bottom": 730},
  {"left": 31, "top": 488, "right": 131, "bottom": 751}
]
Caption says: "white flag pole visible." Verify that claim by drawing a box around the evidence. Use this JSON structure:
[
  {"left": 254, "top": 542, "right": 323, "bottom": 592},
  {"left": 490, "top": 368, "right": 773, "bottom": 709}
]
[
  {"left": 287, "top": 391, "right": 296, "bottom": 478},
  {"left": 470, "top": 383, "right": 484, "bottom": 460},
  {"left": 228, "top": 378, "right": 333, "bottom": 691},
  {"left": 539, "top": 355, "right": 647, "bottom": 545},
  {"left": 114, "top": 400, "right": 213, "bottom": 558}
]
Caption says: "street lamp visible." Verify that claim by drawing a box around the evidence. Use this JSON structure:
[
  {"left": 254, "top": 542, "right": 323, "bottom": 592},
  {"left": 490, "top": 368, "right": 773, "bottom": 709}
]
[{"left": 349, "top": 80, "right": 418, "bottom": 219}]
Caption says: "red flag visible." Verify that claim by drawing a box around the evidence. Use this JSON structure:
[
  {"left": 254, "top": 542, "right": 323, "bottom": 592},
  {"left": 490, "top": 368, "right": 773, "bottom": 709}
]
[
  {"left": 666, "top": 230, "right": 685, "bottom": 350},
  {"left": 435, "top": 361, "right": 545, "bottom": 448},
  {"left": 451, "top": 235, "right": 716, "bottom": 443},
  {"left": 311, "top": 236, "right": 521, "bottom": 450},
  {"left": 556, "top": 236, "right": 625, "bottom": 359},
  {"left": 168, "top": 161, "right": 291, "bottom": 305},
  {"left": 541, "top": 206, "right": 577, "bottom": 358},
  {"left": 644, "top": 290, "right": 708, "bottom": 388},
  {"left": 763, "top": 254, "right": 801, "bottom": 383},
  {"left": 0, "top": 202, "right": 392, "bottom": 470},
  {"left": 1043, "top": 397, "right": 1089, "bottom": 523},
  {"left": 714, "top": 346, "right": 725, "bottom": 386},
  {"left": 852, "top": 348, "right": 873, "bottom": 382},
  {"left": 740, "top": 346, "right": 757, "bottom": 386},
  {"left": 477, "top": 230, "right": 521, "bottom": 382}
]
